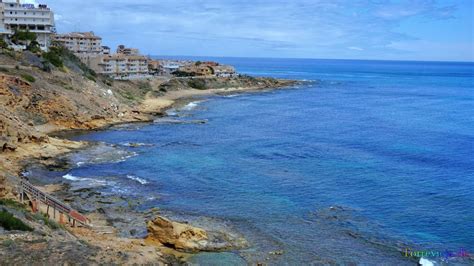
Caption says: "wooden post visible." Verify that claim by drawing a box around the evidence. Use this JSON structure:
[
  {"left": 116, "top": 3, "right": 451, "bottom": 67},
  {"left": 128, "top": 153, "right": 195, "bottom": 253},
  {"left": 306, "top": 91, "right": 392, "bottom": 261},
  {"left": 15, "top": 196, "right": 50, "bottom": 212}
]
[
  {"left": 59, "top": 212, "right": 65, "bottom": 225},
  {"left": 31, "top": 199, "right": 37, "bottom": 213},
  {"left": 53, "top": 207, "right": 56, "bottom": 219},
  {"left": 46, "top": 205, "right": 50, "bottom": 217},
  {"left": 72, "top": 219, "right": 76, "bottom": 227}
]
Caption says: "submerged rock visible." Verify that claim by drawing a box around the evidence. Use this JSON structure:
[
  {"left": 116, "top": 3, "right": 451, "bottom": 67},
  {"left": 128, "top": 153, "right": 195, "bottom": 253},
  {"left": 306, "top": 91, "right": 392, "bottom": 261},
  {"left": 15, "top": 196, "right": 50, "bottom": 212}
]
[{"left": 146, "top": 215, "right": 245, "bottom": 253}]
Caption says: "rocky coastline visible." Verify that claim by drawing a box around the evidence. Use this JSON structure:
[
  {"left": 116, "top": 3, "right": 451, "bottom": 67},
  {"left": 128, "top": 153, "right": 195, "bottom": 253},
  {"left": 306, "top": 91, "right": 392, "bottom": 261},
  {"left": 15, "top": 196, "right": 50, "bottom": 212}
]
[{"left": 0, "top": 50, "right": 298, "bottom": 264}]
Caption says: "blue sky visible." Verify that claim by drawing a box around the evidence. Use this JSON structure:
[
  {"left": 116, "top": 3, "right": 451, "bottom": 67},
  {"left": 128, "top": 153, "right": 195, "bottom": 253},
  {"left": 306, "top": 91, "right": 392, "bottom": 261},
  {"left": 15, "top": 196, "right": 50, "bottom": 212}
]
[{"left": 28, "top": 0, "right": 474, "bottom": 61}]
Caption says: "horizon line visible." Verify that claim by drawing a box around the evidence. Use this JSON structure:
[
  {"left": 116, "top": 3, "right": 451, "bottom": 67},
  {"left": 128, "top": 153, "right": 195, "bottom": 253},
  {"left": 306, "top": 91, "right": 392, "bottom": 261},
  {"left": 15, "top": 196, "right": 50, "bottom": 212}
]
[{"left": 147, "top": 55, "right": 474, "bottom": 64}]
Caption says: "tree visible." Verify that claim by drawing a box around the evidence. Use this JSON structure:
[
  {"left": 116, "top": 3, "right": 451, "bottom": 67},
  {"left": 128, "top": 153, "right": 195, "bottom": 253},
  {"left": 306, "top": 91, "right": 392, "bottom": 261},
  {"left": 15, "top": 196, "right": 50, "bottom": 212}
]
[
  {"left": 27, "top": 40, "right": 41, "bottom": 53},
  {"left": 0, "top": 39, "right": 8, "bottom": 49},
  {"left": 11, "top": 29, "right": 37, "bottom": 47}
]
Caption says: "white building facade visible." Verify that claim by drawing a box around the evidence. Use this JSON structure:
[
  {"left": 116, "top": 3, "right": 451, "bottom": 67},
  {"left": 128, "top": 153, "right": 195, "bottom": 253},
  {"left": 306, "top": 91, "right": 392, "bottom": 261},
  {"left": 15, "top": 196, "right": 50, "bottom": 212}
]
[
  {"left": 53, "top": 32, "right": 102, "bottom": 55},
  {"left": 0, "top": 0, "right": 55, "bottom": 50},
  {"left": 89, "top": 55, "right": 150, "bottom": 80}
]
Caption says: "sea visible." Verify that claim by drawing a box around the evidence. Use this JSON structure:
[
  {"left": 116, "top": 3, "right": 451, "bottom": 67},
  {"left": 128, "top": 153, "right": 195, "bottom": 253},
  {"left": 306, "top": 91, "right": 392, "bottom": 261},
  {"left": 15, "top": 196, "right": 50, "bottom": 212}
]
[{"left": 46, "top": 58, "right": 474, "bottom": 264}]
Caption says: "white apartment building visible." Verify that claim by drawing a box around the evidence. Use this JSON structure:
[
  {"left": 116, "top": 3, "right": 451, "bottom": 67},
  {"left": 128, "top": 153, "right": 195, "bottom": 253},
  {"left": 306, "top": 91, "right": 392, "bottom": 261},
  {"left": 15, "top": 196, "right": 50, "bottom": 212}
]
[
  {"left": 0, "top": 0, "right": 55, "bottom": 51},
  {"left": 53, "top": 32, "right": 102, "bottom": 55},
  {"left": 90, "top": 54, "right": 150, "bottom": 80}
]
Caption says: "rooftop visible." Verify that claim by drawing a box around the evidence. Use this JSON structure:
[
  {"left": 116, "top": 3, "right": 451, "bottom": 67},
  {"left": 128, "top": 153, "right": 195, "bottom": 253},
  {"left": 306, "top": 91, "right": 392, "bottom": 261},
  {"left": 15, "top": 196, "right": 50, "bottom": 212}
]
[{"left": 54, "top": 32, "right": 102, "bottom": 40}]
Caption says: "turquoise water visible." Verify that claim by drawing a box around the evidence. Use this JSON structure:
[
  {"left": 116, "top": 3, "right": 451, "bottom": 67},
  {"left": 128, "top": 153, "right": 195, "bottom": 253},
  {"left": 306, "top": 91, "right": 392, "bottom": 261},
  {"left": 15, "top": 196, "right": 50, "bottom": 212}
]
[{"left": 64, "top": 59, "right": 473, "bottom": 264}]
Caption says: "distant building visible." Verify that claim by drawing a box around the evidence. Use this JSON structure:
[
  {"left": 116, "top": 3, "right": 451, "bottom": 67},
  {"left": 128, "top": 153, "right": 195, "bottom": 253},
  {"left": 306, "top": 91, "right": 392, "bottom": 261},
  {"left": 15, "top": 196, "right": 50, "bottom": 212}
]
[
  {"left": 178, "top": 64, "right": 214, "bottom": 76},
  {"left": 89, "top": 54, "right": 150, "bottom": 80},
  {"left": 213, "top": 65, "right": 236, "bottom": 77},
  {"left": 148, "top": 59, "right": 190, "bottom": 76},
  {"left": 101, "top": 45, "right": 110, "bottom": 55},
  {"left": 116, "top": 44, "right": 139, "bottom": 56},
  {"left": 177, "top": 61, "right": 236, "bottom": 77},
  {"left": 0, "top": 0, "right": 56, "bottom": 51},
  {"left": 53, "top": 32, "right": 102, "bottom": 55}
]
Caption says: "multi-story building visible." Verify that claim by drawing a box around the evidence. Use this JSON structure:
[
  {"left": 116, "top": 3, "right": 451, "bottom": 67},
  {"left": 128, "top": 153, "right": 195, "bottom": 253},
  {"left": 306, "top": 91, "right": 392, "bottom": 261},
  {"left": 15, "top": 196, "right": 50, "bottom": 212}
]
[
  {"left": 0, "top": 0, "right": 55, "bottom": 51},
  {"left": 53, "top": 32, "right": 102, "bottom": 54},
  {"left": 116, "top": 44, "right": 140, "bottom": 56},
  {"left": 89, "top": 54, "right": 149, "bottom": 80},
  {"left": 52, "top": 31, "right": 108, "bottom": 65}
]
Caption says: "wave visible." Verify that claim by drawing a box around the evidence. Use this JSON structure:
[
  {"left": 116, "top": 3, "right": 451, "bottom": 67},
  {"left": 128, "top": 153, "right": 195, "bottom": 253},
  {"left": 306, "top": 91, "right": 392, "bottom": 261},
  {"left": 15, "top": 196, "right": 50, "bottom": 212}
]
[
  {"left": 62, "top": 174, "right": 107, "bottom": 186},
  {"left": 180, "top": 101, "right": 202, "bottom": 111},
  {"left": 119, "top": 142, "right": 153, "bottom": 148},
  {"left": 419, "top": 258, "right": 434, "bottom": 266},
  {"left": 126, "top": 175, "right": 149, "bottom": 185},
  {"left": 62, "top": 174, "right": 84, "bottom": 181},
  {"left": 68, "top": 143, "right": 138, "bottom": 166}
]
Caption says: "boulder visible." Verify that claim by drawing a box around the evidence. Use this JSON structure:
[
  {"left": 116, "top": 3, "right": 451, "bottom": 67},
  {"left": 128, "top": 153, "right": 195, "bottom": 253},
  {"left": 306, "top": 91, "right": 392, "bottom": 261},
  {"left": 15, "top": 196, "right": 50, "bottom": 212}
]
[
  {"left": 146, "top": 216, "right": 246, "bottom": 252},
  {"left": 146, "top": 216, "right": 208, "bottom": 252}
]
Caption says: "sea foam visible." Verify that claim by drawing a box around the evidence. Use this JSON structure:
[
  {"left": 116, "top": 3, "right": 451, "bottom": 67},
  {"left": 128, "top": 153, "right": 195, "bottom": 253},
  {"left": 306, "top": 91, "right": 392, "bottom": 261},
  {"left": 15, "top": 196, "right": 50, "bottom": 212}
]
[{"left": 126, "top": 175, "right": 149, "bottom": 185}]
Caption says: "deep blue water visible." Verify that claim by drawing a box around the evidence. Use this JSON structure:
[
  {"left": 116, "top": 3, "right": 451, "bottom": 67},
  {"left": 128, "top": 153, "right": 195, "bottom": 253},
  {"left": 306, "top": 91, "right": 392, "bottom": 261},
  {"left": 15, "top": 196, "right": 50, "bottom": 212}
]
[{"left": 66, "top": 58, "right": 473, "bottom": 264}]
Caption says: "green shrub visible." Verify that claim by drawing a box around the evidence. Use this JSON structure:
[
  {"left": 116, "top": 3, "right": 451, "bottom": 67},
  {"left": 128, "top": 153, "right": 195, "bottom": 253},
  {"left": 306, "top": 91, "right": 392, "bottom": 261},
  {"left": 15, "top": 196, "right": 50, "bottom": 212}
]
[
  {"left": 187, "top": 79, "right": 207, "bottom": 90},
  {"left": 0, "top": 39, "right": 8, "bottom": 49},
  {"left": 11, "top": 30, "right": 37, "bottom": 45},
  {"left": 42, "top": 47, "right": 64, "bottom": 68},
  {"left": 30, "top": 213, "right": 61, "bottom": 230},
  {"left": 2, "top": 239, "right": 15, "bottom": 247},
  {"left": 0, "top": 67, "right": 9, "bottom": 73},
  {"left": 0, "top": 199, "right": 25, "bottom": 209},
  {"left": 138, "top": 81, "right": 152, "bottom": 91},
  {"left": 26, "top": 40, "right": 42, "bottom": 54},
  {"left": 0, "top": 210, "right": 33, "bottom": 231},
  {"left": 120, "top": 91, "right": 136, "bottom": 100},
  {"left": 21, "top": 74, "right": 36, "bottom": 83},
  {"left": 85, "top": 73, "right": 96, "bottom": 82}
]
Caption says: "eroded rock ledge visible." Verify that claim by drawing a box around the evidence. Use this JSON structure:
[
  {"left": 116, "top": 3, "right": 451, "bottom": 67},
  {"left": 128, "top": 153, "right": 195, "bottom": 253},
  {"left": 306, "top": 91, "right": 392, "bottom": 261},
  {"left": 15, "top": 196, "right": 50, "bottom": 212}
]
[{"left": 146, "top": 215, "right": 247, "bottom": 253}]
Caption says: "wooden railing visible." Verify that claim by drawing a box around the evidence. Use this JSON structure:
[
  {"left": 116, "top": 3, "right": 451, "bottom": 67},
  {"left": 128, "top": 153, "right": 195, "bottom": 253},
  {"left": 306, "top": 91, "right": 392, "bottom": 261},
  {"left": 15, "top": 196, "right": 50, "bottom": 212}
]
[{"left": 19, "top": 179, "right": 90, "bottom": 226}]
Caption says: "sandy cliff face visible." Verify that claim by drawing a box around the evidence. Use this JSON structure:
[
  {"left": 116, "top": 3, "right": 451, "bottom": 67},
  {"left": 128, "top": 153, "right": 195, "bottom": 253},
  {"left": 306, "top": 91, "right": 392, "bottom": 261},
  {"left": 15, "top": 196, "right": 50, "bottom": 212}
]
[
  {"left": 0, "top": 51, "right": 155, "bottom": 200},
  {"left": 0, "top": 74, "right": 46, "bottom": 151},
  {"left": 0, "top": 53, "right": 152, "bottom": 153}
]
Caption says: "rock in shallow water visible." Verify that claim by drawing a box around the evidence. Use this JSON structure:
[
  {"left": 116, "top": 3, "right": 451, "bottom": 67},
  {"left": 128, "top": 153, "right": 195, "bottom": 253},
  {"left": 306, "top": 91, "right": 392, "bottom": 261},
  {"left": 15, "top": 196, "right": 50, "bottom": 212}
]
[{"left": 146, "top": 215, "right": 245, "bottom": 253}]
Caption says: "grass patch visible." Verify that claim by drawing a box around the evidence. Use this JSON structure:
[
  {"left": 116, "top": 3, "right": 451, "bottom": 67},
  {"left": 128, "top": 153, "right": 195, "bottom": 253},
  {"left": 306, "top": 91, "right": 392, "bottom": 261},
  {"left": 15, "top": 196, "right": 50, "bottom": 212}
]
[
  {"left": 85, "top": 73, "right": 96, "bottom": 82},
  {"left": 119, "top": 91, "right": 137, "bottom": 101},
  {"left": 0, "top": 210, "right": 33, "bottom": 231},
  {"left": 63, "top": 85, "right": 74, "bottom": 90},
  {"left": 0, "top": 199, "right": 26, "bottom": 210},
  {"left": 0, "top": 67, "right": 9, "bottom": 73},
  {"left": 21, "top": 73, "right": 36, "bottom": 83},
  {"left": 138, "top": 81, "right": 152, "bottom": 91},
  {"left": 187, "top": 79, "right": 207, "bottom": 90},
  {"left": 42, "top": 47, "right": 64, "bottom": 68},
  {"left": 29, "top": 212, "right": 62, "bottom": 230},
  {"left": 2, "top": 239, "right": 15, "bottom": 247}
]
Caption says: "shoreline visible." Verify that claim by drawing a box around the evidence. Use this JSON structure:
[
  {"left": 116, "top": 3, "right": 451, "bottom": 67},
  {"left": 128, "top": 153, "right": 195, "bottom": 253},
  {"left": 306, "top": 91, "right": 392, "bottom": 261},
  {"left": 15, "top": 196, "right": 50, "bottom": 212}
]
[{"left": 0, "top": 79, "right": 299, "bottom": 264}]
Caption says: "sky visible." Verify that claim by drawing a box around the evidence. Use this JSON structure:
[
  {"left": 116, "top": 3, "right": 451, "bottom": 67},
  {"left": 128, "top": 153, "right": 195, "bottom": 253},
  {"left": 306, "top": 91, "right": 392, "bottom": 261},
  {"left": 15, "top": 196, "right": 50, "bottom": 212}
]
[{"left": 25, "top": 0, "right": 474, "bottom": 61}]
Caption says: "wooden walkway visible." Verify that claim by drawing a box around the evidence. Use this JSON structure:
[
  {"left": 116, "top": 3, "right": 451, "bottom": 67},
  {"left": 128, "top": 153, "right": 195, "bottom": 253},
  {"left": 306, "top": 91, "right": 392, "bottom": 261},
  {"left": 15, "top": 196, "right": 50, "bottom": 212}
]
[{"left": 19, "top": 179, "right": 90, "bottom": 227}]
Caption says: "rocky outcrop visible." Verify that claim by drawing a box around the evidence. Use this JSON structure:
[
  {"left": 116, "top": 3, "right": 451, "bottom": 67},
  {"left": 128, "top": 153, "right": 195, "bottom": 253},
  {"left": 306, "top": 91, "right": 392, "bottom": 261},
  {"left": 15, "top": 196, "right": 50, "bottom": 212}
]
[
  {"left": 159, "top": 76, "right": 295, "bottom": 92},
  {"left": 146, "top": 216, "right": 247, "bottom": 252}
]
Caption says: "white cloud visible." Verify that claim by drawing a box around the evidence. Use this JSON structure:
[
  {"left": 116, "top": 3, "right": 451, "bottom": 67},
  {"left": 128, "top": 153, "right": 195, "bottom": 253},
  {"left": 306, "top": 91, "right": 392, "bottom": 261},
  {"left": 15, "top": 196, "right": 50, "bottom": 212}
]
[
  {"left": 38, "top": 0, "right": 468, "bottom": 60},
  {"left": 348, "top": 46, "right": 364, "bottom": 51}
]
